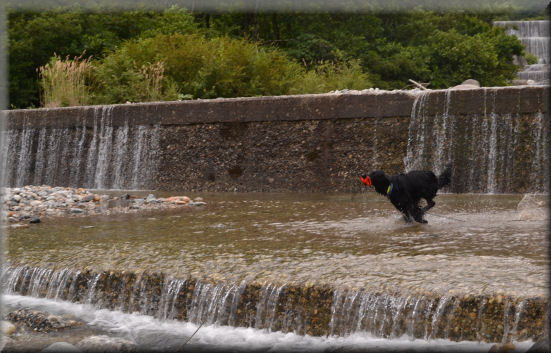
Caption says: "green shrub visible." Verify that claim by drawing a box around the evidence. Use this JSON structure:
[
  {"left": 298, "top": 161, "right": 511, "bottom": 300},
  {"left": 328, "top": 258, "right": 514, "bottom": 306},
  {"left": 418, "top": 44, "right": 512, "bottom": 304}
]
[
  {"left": 42, "top": 32, "right": 372, "bottom": 106},
  {"left": 525, "top": 52, "right": 539, "bottom": 65},
  {"left": 93, "top": 33, "right": 308, "bottom": 102},
  {"left": 290, "top": 59, "right": 371, "bottom": 94},
  {"left": 92, "top": 50, "right": 179, "bottom": 104}
]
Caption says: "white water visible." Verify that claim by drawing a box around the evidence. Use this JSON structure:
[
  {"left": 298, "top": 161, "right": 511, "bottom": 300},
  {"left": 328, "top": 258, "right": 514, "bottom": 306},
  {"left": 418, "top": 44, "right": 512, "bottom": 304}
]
[
  {"left": 494, "top": 20, "right": 550, "bottom": 83},
  {"left": 4, "top": 105, "right": 161, "bottom": 189},
  {"left": 4, "top": 294, "right": 532, "bottom": 352},
  {"left": 404, "top": 88, "right": 549, "bottom": 193}
]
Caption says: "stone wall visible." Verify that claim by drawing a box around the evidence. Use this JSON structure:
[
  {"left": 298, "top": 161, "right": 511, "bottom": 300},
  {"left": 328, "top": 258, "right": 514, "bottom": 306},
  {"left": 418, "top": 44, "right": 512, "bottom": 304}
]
[{"left": 4, "top": 87, "right": 549, "bottom": 192}]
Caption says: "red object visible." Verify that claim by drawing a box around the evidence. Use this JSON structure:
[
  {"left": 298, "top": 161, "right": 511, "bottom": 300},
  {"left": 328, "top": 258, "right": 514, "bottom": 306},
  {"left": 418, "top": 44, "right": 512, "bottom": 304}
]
[{"left": 361, "top": 175, "right": 372, "bottom": 186}]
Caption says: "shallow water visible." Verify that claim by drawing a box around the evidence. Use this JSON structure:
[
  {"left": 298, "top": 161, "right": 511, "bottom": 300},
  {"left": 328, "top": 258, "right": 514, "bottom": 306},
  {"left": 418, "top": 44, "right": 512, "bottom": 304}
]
[{"left": 5, "top": 192, "right": 548, "bottom": 297}]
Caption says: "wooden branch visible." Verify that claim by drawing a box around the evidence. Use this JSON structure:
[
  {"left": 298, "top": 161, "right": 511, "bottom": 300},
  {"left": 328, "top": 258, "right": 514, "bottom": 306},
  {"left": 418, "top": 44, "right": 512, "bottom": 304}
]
[{"left": 408, "top": 79, "right": 430, "bottom": 90}]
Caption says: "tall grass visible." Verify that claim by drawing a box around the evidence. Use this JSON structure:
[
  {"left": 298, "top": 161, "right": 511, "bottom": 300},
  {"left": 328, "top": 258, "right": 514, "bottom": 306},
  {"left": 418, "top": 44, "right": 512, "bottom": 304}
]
[{"left": 38, "top": 53, "right": 93, "bottom": 107}]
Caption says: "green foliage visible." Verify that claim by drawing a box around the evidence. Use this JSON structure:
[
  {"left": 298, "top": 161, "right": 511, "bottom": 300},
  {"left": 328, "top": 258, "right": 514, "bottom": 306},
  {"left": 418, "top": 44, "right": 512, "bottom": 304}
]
[
  {"left": 286, "top": 33, "right": 339, "bottom": 66},
  {"left": 356, "top": 12, "right": 523, "bottom": 88},
  {"left": 525, "top": 52, "right": 539, "bottom": 65},
  {"left": 8, "top": 6, "right": 197, "bottom": 108},
  {"left": 8, "top": 7, "right": 530, "bottom": 107},
  {"left": 290, "top": 60, "right": 371, "bottom": 94},
  {"left": 93, "top": 33, "right": 308, "bottom": 102}
]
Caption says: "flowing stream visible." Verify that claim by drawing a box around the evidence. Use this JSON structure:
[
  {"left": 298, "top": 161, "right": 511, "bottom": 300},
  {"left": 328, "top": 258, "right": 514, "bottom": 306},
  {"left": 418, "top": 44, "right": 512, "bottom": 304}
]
[{"left": 2, "top": 192, "right": 548, "bottom": 351}]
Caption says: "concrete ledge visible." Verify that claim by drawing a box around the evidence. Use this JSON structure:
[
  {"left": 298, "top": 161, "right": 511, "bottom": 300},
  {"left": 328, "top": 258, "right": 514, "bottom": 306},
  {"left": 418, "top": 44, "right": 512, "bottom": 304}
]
[
  {"left": 4, "top": 265, "right": 547, "bottom": 342},
  {"left": 4, "top": 87, "right": 547, "bottom": 130},
  {"left": 4, "top": 91, "right": 416, "bottom": 130}
]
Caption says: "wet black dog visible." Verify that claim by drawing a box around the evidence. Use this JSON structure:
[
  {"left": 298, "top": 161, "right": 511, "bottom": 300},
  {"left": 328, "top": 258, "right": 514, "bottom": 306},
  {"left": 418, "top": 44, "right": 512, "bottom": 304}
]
[{"left": 361, "top": 164, "right": 452, "bottom": 223}]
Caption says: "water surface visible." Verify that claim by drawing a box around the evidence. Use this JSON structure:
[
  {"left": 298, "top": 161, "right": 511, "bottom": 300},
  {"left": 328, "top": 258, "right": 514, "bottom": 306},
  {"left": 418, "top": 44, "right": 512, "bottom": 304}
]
[{"left": 6, "top": 192, "right": 548, "bottom": 297}]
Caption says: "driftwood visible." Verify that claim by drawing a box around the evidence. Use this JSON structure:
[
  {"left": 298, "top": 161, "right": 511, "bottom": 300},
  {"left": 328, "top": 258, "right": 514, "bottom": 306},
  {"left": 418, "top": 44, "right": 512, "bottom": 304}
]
[{"left": 408, "top": 79, "right": 430, "bottom": 90}]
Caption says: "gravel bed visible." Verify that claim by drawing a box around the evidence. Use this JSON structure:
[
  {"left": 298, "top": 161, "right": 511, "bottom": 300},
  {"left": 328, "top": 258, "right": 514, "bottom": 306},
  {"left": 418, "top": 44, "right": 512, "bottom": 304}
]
[{"left": 2, "top": 185, "right": 206, "bottom": 225}]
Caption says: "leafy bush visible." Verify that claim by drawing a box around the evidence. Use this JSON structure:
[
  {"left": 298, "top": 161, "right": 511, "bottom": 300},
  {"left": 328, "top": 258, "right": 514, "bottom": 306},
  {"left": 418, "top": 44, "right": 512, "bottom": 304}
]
[
  {"left": 93, "top": 33, "right": 308, "bottom": 102},
  {"left": 290, "top": 60, "right": 371, "bottom": 94},
  {"left": 525, "top": 52, "right": 539, "bottom": 65},
  {"left": 91, "top": 47, "right": 179, "bottom": 104},
  {"left": 8, "top": 6, "right": 198, "bottom": 108}
]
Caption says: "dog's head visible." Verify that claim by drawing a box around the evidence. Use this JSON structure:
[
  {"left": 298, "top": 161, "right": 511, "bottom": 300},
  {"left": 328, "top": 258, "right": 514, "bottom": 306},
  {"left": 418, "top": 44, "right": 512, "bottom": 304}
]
[{"left": 361, "top": 171, "right": 389, "bottom": 195}]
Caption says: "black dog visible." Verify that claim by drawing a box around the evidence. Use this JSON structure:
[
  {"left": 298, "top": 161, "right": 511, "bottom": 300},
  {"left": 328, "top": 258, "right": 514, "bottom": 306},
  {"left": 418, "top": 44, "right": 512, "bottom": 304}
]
[{"left": 361, "top": 164, "right": 452, "bottom": 224}]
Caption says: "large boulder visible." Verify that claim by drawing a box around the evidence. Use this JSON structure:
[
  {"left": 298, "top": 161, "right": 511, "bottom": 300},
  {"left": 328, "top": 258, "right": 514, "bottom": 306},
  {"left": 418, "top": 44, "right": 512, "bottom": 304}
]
[{"left": 450, "top": 79, "right": 481, "bottom": 90}]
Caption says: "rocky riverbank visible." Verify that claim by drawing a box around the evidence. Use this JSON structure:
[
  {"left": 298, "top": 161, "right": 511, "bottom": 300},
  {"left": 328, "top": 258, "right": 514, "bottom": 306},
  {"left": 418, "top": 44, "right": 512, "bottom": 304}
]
[
  {"left": 2, "top": 185, "right": 206, "bottom": 225},
  {"left": 1, "top": 308, "right": 138, "bottom": 352}
]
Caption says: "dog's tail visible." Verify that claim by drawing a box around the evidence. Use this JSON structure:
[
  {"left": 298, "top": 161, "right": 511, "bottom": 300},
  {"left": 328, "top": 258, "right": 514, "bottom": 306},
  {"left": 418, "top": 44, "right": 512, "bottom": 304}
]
[{"left": 437, "top": 163, "right": 452, "bottom": 189}]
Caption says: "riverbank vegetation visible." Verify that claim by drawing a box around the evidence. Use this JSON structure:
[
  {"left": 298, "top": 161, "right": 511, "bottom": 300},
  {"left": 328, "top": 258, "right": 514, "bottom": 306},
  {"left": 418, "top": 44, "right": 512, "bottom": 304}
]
[{"left": 8, "top": 6, "right": 545, "bottom": 108}]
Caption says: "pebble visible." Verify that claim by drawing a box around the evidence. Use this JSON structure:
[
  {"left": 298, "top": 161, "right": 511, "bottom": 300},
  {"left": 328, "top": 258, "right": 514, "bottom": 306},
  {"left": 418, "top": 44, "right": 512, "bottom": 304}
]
[{"left": 2, "top": 185, "right": 207, "bottom": 224}]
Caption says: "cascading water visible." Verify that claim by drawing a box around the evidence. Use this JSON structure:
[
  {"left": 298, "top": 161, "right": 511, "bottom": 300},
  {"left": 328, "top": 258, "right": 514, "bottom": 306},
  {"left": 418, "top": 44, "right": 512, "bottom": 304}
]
[
  {"left": 494, "top": 20, "right": 550, "bottom": 84},
  {"left": 2, "top": 105, "right": 160, "bottom": 189},
  {"left": 1, "top": 265, "right": 546, "bottom": 343},
  {"left": 404, "top": 88, "right": 549, "bottom": 193}
]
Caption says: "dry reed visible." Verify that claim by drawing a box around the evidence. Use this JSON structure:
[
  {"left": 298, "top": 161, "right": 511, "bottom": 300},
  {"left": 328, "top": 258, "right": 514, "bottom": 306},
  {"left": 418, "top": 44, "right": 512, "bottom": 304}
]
[
  {"left": 38, "top": 53, "right": 93, "bottom": 107},
  {"left": 140, "top": 61, "right": 166, "bottom": 102}
]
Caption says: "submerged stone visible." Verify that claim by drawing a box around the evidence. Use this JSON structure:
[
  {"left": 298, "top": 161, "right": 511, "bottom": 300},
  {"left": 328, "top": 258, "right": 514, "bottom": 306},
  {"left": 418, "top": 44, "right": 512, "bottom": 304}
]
[{"left": 40, "top": 342, "right": 82, "bottom": 353}]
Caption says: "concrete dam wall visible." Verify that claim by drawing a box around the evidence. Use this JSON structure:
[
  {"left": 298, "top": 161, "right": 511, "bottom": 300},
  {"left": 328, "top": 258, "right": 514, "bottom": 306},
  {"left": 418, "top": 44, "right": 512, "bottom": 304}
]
[{"left": 3, "top": 86, "right": 549, "bottom": 193}]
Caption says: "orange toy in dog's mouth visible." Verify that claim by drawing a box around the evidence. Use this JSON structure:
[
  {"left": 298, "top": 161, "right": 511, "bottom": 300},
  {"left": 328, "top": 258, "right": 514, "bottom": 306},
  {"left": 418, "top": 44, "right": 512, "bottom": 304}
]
[{"left": 360, "top": 175, "right": 372, "bottom": 186}]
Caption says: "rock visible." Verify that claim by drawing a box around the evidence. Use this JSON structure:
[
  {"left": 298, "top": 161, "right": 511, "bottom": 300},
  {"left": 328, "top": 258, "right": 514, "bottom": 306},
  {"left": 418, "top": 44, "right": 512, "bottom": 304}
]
[
  {"left": 40, "top": 342, "right": 82, "bottom": 353},
  {"left": 29, "top": 217, "right": 41, "bottom": 224},
  {"left": 76, "top": 335, "right": 136, "bottom": 353},
  {"left": 146, "top": 194, "right": 156, "bottom": 202},
  {"left": 489, "top": 343, "right": 516, "bottom": 353},
  {"left": 120, "top": 194, "right": 131, "bottom": 200},
  {"left": 526, "top": 339, "right": 550, "bottom": 353},
  {"left": 83, "top": 194, "right": 95, "bottom": 202},
  {"left": 70, "top": 208, "right": 84, "bottom": 214},
  {"left": 194, "top": 201, "right": 207, "bottom": 206},
  {"left": 30, "top": 200, "right": 42, "bottom": 207},
  {"left": 451, "top": 79, "right": 481, "bottom": 90},
  {"left": 2, "top": 321, "right": 16, "bottom": 335}
]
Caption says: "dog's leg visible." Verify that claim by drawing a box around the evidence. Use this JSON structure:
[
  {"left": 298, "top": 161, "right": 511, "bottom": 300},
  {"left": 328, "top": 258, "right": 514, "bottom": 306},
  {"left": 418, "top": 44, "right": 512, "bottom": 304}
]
[
  {"left": 402, "top": 212, "right": 413, "bottom": 223},
  {"left": 422, "top": 199, "right": 435, "bottom": 212},
  {"left": 411, "top": 205, "right": 427, "bottom": 224}
]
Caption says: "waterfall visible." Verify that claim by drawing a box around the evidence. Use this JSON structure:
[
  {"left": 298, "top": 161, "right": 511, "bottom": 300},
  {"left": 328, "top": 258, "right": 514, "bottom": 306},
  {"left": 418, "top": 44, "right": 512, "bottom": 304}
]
[
  {"left": 4, "top": 105, "right": 161, "bottom": 190},
  {"left": 404, "top": 89, "right": 549, "bottom": 193},
  {"left": 0, "top": 266, "right": 546, "bottom": 342},
  {"left": 494, "top": 20, "right": 550, "bottom": 84}
]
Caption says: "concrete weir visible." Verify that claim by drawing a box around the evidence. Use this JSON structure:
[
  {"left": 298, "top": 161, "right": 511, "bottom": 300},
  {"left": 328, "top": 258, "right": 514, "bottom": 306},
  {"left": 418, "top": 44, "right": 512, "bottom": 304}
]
[
  {"left": 3, "top": 86, "right": 549, "bottom": 193},
  {"left": 1, "top": 265, "right": 547, "bottom": 343}
]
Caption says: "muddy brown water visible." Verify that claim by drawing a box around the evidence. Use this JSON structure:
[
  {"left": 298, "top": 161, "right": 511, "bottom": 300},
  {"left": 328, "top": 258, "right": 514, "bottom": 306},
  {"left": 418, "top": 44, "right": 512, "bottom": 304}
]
[{"left": 5, "top": 192, "right": 548, "bottom": 298}]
